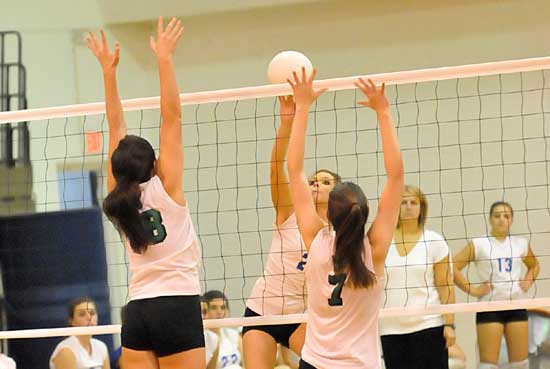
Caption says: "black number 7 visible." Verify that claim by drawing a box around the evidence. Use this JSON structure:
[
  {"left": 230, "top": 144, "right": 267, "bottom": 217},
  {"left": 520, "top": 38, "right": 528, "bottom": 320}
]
[{"left": 328, "top": 273, "right": 347, "bottom": 306}]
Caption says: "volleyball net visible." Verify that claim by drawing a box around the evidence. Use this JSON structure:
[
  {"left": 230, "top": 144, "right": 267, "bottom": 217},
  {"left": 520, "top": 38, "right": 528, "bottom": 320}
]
[{"left": 0, "top": 57, "right": 549, "bottom": 340}]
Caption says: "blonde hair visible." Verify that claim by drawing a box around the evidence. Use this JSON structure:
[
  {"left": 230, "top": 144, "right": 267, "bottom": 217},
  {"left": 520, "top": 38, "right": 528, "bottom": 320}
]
[{"left": 397, "top": 184, "right": 428, "bottom": 228}]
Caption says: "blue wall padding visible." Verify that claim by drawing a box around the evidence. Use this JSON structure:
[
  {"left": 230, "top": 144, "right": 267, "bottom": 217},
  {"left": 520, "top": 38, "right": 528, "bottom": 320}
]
[{"left": 0, "top": 207, "right": 113, "bottom": 369}]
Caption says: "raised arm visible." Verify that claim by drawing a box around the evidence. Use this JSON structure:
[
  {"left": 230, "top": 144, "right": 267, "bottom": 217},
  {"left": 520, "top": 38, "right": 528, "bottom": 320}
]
[
  {"left": 359, "top": 79, "right": 404, "bottom": 272},
  {"left": 287, "top": 68, "right": 327, "bottom": 249},
  {"left": 87, "top": 30, "right": 126, "bottom": 193},
  {"left": 271, "top": 96, "right": 295, "bottom": 225},
  {"left": 150, "top": 17, "right": 185, "bottom": 206}
]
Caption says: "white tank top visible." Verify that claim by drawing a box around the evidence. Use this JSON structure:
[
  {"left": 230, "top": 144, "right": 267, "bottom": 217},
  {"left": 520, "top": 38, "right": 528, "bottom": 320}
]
[
  {"left": 49, "top": 336, "right": 108, "bottom": 369},
  {"left": 302, "top": 227, "right": 383, "bottom": 369},
  {"left": 247, "top": 213, "right": 307, "bottom": 315},
  {"left": 126, "top": 175, "right": 201, "bottom": 300},
  {"left": 473, "top": 235, "right": 529, "bottom": 301},
  {"left": 213, "top": 328, "right": 242, "bottom": 369},
  {"left": 0, "top": 354, "right": 15, "bottom": 369},
  {"left": 204, "top": 330, "right": 219, "bottom": 364},
  {"left": 379, "top": 230, "right": 449, "bottom": 335}
]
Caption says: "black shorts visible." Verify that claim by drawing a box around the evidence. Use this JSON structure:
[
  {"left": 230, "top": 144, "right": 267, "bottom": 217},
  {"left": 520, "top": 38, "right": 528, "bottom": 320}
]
[
  {"left": 241, "top": 307, "right": 300, "bottom": 348},
  {"left": 122, "top": 295, "right": 205, "bottom": 357},
  {"left": 381, "top": 326, "right": 448, "bottom": 369},
  {"left": 476, "top": 309, "right": 528, "bottom": 325},
  {"left": 298, "top": 359, "right": 317, "bottom": 369}
]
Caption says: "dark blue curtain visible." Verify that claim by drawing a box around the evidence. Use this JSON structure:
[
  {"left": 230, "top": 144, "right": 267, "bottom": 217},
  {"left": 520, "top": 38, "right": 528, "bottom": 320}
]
[{"left": 0, "top": 207, "right": 112, "bottom": 369}]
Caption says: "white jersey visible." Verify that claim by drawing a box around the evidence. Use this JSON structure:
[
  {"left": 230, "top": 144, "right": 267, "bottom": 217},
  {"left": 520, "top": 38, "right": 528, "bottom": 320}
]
[
  {"left": 204, "top": 328, "right": 242, "bottom": 369},
  {"left": 473, "top": 235, "right": 529, "bottom": 301},
  {"left": 49, "top": 336, "right": 108, "bottom": 369},
  {"left": 379, "top": 230, "right": 450, "bottom": 335},
  {"left": 0, "top": 354, "right": 15, "bottom": 369},
  {"left": 204, "top": 330, "right": 219, "bottom": 364},
  {"left": 302, "top": 227, "right": 383, "bottom": 369},
  {"left": 247, "top": 213, "right": 307, "bottom": 315},
  {"left": 528, "top": 313, "right": 550, "bottom": 355},
  {"left": 126, "top": 175, "right": 201, "bottom": 300}
]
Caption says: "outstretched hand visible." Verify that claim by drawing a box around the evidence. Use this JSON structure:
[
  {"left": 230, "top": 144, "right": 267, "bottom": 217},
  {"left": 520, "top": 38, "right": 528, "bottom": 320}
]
[
  {"left": 355, "top": 78, "right": 389, "bottom": 114},
  {"left": 286, "top": 67, "right": 327, "bottom": 110},
  {"left": 278, "top": 95, "right": 296, "bottom": 122},
  {"left": 87, "top": 30, "right": 120, "bottom": 73},
  {"left": 150, "top": 16, "right": 184, "bottom": 59}
]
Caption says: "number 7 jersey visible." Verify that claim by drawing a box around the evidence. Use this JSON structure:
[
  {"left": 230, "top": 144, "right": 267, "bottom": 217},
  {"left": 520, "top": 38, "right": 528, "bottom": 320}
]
[
  {"left": 302, "top": 226, "right": 383, "bottom": 369},
  {"left": 472, "top": 235, "right": 529, "bottom": 302},
  {"left": 125, "top": 175, "right": 201, "bottom": 300}
]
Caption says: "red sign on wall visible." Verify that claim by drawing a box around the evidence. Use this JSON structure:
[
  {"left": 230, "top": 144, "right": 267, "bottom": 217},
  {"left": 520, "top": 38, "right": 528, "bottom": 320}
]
[{"left": 85, "top": 131, "right": 103, "bottom": 154}]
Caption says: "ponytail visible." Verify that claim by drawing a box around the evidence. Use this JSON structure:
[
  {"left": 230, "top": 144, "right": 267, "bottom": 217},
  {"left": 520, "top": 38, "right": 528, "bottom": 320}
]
[
  {"left": 103, "top": 180, "right": 151, "bottom": 254},
  {"left": 104, "top": 135, "right": 156, "bottom": 254},
  {"left": 328, "top": 182, "right": 375, "bottom": 289}
]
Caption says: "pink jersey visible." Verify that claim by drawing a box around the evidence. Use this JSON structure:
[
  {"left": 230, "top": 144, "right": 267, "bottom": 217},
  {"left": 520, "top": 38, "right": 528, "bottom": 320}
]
[
  {"left": 247, "top": 213, "right": 308, "bottom": 315},
  {"left": 302, "top": 227, "right": 383, "bottom": 369},
  {"left": 126, "top": 175, "right": 201, "bottom": 300}
]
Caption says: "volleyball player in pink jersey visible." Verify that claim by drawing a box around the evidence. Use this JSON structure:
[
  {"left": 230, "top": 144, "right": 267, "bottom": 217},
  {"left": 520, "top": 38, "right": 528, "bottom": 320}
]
[
  {"left": 88, "top": 17, "right": 205, "bottom": 369},
  {"left": 286, "top": 68, "right": 403, "bottom": 369},
  {"left": 243, "top": 95, "right": 341, "bottom": 368}
]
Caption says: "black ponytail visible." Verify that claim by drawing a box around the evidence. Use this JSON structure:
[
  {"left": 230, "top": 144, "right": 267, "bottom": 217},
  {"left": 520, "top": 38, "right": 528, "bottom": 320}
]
[
  {"left": 328, "top": 182, "right": 376, "bottom": 289},
  {"left": 103, "top": 135, "right": 156, "bottom": 254},
  {"left": 104, "top": 180, "right": 151, "bottom": 253}
]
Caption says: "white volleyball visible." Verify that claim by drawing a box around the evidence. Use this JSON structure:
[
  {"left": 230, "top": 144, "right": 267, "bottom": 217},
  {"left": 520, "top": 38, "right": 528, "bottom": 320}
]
[{"left": 267, "top": 50, "right": 313, "bottom": 84}]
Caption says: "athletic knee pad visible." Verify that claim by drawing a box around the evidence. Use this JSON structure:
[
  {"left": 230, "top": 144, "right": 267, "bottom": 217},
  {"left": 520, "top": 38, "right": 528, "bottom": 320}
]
[
  {"left": 507, "top": 359, "right": 528, "bottom": 369},
  {"left": 478, "top": 363, "right": 498, "bottom": 369}
]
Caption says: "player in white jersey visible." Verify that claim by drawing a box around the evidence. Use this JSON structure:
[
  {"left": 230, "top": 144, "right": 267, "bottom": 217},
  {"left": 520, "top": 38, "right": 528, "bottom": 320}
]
[
  {"left": 287, "top": 69, "right": 403, "bottom": 369},
  {"left": 453, "top": 201, "right": 539, "bottom": 369},
  {"left": 242, "top": 94, "right": 341, "bottom": 369},
  {"left": 50, "top": 297, "right": 109, "bottom": 369},
  {"left": 0, "top": 354, "right": 15, "bottom": 369},
  {"left": 89, "top": 17, "right": 204, "bottom": 369},
  {"left": 203, "top": 291, "right": 243, "bottom": 369},
  {"left": 380, "top": 185, "right": 455, "bottom": 369}
]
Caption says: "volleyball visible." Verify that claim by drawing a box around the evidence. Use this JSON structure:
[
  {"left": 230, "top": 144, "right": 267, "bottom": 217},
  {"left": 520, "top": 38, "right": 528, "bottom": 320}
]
[{"left": 267, "top": 50, "right": 313, "bottom": 84}]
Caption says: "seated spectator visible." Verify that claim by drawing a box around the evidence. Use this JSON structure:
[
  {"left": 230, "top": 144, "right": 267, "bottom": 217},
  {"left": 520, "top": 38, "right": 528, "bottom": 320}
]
[
  {"left": 0, "top": 353, "right": 15, "bottom": 369},
  {"left": 203, "top": 290, "right": 242, "bottom": 369},
  {"left": 49, "top": 297, "right": 109, "bottom": 369}
]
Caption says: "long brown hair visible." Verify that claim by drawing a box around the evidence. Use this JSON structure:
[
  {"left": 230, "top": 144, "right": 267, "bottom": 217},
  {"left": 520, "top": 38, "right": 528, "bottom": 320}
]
[
  {"left": 327, "top": 182, "right": 375, "bottom": 289},
  {"left": 103, "top": 135, "right": 156, "bottom": 254}
]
